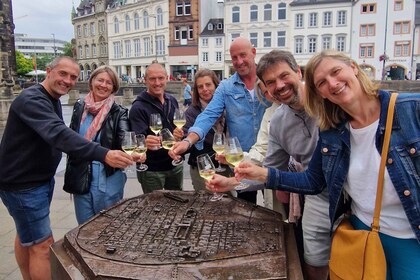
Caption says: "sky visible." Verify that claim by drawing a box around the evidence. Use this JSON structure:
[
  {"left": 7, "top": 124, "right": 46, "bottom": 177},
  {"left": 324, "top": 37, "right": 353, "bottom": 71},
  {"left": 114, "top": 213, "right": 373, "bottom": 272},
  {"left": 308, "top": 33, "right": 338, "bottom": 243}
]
[{"left": 12, "top": 0, "right": 75, "bottom": 42}]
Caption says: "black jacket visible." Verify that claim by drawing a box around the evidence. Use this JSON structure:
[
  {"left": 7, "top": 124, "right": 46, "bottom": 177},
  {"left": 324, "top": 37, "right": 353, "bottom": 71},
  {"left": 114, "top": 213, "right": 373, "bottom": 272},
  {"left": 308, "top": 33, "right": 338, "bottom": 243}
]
[
  {"left": 129, "top": 90, "right": 179, "bottom": 171},
  {"left": 67, "top": 99, "right": 130, "bottom": 177}
]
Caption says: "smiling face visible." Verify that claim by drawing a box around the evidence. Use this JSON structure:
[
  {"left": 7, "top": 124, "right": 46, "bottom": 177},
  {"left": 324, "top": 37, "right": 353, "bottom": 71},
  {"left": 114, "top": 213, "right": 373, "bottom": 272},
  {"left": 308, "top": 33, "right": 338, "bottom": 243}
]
[
  {"left": 261, "top": 61, "right": 303, "bottom": 109},
  {"left": 230, "top": 38, "right": 256, "bottom": 78},
  {"left": 91, "top": 72, "right": 114, "bottom": 102},
  {"left": 312, "top": 57, "right": 362, "bottom": 107},
  {"left": 145, "top": 63, "right": 168, "bottom": 99},
  {"left": 42, "top": 57, "right": 79, "bottom": 99},
  {"left": 195, "top": 76, "right": 216, "bottom": 103}
]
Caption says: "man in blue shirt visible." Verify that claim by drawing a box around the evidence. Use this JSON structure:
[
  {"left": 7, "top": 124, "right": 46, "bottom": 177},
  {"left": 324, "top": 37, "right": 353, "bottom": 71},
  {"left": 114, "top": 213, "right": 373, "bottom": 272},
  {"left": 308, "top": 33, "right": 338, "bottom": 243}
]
[
  {"left": 182, "top": 78, "right": 192, "bottom": 107},
  {"left": 171, "top": 37, "right": 270, "bottom": 203}
]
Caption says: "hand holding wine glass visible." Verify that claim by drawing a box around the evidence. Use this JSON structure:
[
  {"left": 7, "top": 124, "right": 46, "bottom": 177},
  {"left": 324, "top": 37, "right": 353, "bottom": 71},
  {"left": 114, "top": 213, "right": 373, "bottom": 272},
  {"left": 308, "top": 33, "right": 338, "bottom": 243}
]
[
  {"left": 173, "top": 108, "right": 186, "bottom": 130},
  {"left": 161, "top": 128, "right": 184, "bottom": 166},
  {"left": 224, "top": 136, "right": 248, "bottom": 190},
  {"left": 212, "top": 132, "right": 226, "bottom": 172},
  {"left": 149, "top": 113, "right": 162, "bottom": 150},
  {"left": 197, "top": 154, "right": 223, "bottom": 201}
]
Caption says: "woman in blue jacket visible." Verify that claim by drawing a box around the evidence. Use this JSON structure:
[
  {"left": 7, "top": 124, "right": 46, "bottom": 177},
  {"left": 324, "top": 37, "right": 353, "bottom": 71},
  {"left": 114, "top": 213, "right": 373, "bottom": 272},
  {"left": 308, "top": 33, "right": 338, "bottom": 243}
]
[{"left": 209, "top": 50, "right": 420, "bottom": 279}]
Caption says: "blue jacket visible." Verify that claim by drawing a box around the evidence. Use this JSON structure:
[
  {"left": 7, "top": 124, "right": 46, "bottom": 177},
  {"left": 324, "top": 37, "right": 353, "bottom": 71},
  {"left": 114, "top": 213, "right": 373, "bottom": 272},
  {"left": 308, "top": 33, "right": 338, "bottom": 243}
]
[
  {"left": 189, "top": 72, "right": 270, "bottom": 152},
  {"left": 267, "top": 90, "right": 420, "bottom": 242}
]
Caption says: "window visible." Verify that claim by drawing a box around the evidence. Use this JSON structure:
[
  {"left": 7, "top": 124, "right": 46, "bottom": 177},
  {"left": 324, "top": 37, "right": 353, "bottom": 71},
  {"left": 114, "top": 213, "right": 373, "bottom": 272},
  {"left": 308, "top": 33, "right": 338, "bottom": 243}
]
[
  {"left": 264, "top": 32, "right": 272, "bottom": 47},
  {"left": 202, "top": 52, "right": 208, "bottom": 62},
  {"left": 134, "top": 39, "right": 141, "bottom": 56},
  {"left": 322, "top": 36, "right": 331, "bottom": 50},
  {"left": 125, "top": 15, "right": 131, "bottom": 32},
  {"left": 394, "top": 0, "right": 403, "bottom": 11},
  {"left": 278, "top": 3, "right": 286, "bottom": 20},
  {"left": 157, "top": 35, "right": 165, "bottom": 55},
  {"left": 323, "top": 12, "right": 332, "bottom": 27},
  {"left": 361, "top": 4, "right": 376, "bottom": 13},
  {"left": 250, "top": 5, "right": 258, "bottom": 22},
  {"left": 134, "top": 13, "right": 140, "bottom": 30},
  {"left": 113, "top": 41, "right": 121, "bottom": 59},
  {"left": 231, "top": 33, "right": 240, "bottom": 41},
  {"left": 85, "top": 45, "right": 90, "bottom": 58},
  {"left": 78, "top": 46, "right": 83, "bottom": 59},
  {"left": 188, "top": 25, "right": 193, "bottom": 40},
  {"left": 77, "top": 25, "right": 81, "bottom": 37},
  {"left": 208, "top": 23, "right": 213, "bottom": 30},
  {"left": 175, "top": 26, "right": 180, "bottom": 40},
  {"left": 309, "top": 13, "right": 317, "bottom": 27},
  {"left": 114, "top": 17, "right": 119, "bottom": 33},
  {"left": 125, "top": 40, "right": 131, "bottom": 58},
  {"left": 264, "top": 4, "right": 272, "bottom": 21},
  {"left": 157, "top": 8, "right": 163, "bottom": 26},
  {"left": 144, "top": 37, "right": 151, "bottom": 56},
  {"left": 216, "top": 37, "right": 222, "bottom": 47},
  {"left": 202, "top": 38, "right": 208, "bottom": 47},
  {"left": 360, "top": 44, "right": 374, "bottom": 58},
  {"left": 90, "top": 22, "right": 95, "bottom": 36},
  {"left": 360, "top": 24, "right": 375, "bottom": 36},
  {"left": 217, "top": 23, "right": 223, "bottom": 29},
  {"left": 308, "top": 37, "right": 317, "bottom": 53},
  {"left": 216, "top": 51, "right": 222, "bottom": 62},
  {"left": 176, "top": 1, "right": 191, "bottom": 16},
  {"left": 295, "top": 14, "right": 303, "bottom": 28},
  {"left": 143, "top": 11, "right": 149, "bottom": 28},
  {"left": 99, "top": 20, "right": 105, "bottom": 34},
  {"left": 295, "top": 37, "right": 303, "bottom": 54},
  {"left": 250, "top": 32, "right": 258, "bottom": 47},
  {"left": 232, "top": 6, "right": 240, "bottom": 23},
  {"left": 336, "top": 35, "right": 346, "bottom": 52},
  {"left": 277, "top": 31, "right": 285, "bottom": 47},
  {"left": 92, "top": 44, "right": 96, "bottom": 57},
  {"left": 337, "top": 11, "right": 346, "bottom": 26},
  {"left": 394, "top": 21, "right": 410, "bottom": 34},
  {"left": 83, "top": 24, "right": 88, "bottom": 37},
  {"left": 395, "top": 41, "right": 410, "bottom": 56}
]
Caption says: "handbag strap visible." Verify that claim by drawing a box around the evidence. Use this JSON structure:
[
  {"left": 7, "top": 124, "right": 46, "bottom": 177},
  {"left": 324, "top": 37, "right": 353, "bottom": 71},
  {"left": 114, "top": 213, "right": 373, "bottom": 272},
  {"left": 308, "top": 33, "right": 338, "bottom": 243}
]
[{"left": 371, "top": 92, "right": 398, "bottom": 232}]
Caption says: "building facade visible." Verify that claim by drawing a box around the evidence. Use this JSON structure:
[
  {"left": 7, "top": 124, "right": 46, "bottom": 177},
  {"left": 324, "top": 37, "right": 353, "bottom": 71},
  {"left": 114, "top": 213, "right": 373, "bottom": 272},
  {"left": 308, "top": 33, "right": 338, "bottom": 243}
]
[{"left": 14, "top": 33, "right": 67, "bottom": 58}]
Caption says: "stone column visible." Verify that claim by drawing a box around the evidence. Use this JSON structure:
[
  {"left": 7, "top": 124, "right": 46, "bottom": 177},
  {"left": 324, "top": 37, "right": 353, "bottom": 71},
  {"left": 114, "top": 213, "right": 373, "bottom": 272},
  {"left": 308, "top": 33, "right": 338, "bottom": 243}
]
[
  {"left": 67, "top": 89, "right": 80, "bottom": 106},
  {"left": 122, "top": 88, "right": 134, "bottom": 106}
]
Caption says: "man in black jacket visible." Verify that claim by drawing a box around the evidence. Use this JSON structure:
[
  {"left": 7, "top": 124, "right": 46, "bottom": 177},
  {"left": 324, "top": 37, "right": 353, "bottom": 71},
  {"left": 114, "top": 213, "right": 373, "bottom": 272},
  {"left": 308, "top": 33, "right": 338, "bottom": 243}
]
[
  {"left": 0, "top": 56, "right": 134, "bottom": 280},
  {"left": 129, "top": 63, "right": 183, "bottom": 193}
]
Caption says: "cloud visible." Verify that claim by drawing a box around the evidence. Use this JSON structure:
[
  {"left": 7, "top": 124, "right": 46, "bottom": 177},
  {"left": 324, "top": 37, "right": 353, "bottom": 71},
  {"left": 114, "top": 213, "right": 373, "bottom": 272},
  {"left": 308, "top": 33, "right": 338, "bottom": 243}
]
[{"left": 12, "top": 0, "right": 74, "bottom": 41}]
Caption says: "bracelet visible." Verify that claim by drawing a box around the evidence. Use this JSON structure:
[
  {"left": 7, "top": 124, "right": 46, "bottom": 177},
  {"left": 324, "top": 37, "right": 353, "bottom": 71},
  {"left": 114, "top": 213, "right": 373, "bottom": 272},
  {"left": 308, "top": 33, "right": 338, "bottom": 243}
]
[{"left": 182, "top": 138, "right": 193, "bottom": 149}]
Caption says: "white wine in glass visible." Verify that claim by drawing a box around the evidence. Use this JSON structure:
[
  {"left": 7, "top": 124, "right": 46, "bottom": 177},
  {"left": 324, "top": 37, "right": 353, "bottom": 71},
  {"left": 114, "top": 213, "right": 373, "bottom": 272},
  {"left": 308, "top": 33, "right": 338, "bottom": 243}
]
[
  {"left": 212, "top": 132, "right": 226, "bottom": 172},
  {"left": 225, "top": 137, "right": 248, "bottom": 190},
  {"left": 135, "top": 134, "right": 148, "bottom": 172},
  {"left": 160, "top": 128, "right": 184, "bottom": 166},
  {"left": 173, "top": 108, "right": 186, "bottom": 129},
  {"left": 121, "top": 131, "right": 137, "bottom": 173},
  {"left": 150, "top": 113, "right": 163, "bottom": 135},
  {"left": 197, "top": 154, "right": 223, "bottom": 202}
]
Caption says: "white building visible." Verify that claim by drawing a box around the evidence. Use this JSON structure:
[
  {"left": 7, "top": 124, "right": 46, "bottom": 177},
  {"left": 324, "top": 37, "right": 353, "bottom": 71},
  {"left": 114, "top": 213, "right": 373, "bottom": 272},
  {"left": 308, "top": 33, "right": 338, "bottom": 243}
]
[
  {"left": 199, "top": 18, "right": 225, "bottom": 79},
  {"left": 106, "top": 0, "right": 169, "bottom": 80},
  {"left": 14, "top": 33, "right": 67, "bottom": 58}
]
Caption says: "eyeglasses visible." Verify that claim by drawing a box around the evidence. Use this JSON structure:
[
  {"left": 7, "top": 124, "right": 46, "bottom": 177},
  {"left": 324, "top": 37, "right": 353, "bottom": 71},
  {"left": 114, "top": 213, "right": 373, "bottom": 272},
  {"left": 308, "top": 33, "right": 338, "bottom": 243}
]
[
  {"left": 96, "top": 78, "right": 113, "bottom": 87},
  {"left": 294, "top": 113, "right": 312, "bottom": 138}
]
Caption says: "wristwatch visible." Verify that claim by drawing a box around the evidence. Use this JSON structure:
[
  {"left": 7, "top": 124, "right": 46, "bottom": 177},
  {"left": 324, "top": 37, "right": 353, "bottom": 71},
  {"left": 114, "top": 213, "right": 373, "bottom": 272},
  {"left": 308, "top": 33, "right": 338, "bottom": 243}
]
[{"left": 182, "top": 138, "right": 193, "bottom": 149}]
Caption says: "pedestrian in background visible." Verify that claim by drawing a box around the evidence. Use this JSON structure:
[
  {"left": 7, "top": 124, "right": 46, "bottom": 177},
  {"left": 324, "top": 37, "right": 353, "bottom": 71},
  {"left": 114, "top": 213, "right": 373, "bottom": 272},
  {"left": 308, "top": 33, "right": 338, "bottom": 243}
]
[{"left": 182, "top": 78, "right": 192, "bottom": 107}]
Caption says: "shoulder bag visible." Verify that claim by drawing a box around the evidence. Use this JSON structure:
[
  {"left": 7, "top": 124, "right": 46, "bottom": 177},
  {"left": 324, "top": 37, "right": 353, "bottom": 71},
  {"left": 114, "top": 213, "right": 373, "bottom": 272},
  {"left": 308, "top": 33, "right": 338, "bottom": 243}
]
[{"left": 329, "top": 92, "right": 398, "bottom": 280}]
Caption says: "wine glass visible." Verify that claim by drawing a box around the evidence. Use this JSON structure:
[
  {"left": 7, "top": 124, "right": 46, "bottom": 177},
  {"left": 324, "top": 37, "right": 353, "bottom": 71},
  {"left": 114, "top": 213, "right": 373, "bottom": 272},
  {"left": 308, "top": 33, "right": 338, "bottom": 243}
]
[
  {"left": 160, "top": 128, "right": 184, "bottom": 166},
  {"left": 173, "top": 108, "right": 186, "bottom": 129},
  {"left": 121, "top": 131, "right": 137, "bottom": 173},
  {"left": 224, "top": 137, "right": 248, "bottom": 190},
  {"left": 197, "top": 154, "right": 223, "bottom": 202},
  {"left": 135, "top": 134, "right": 148, "bottom": 172},
  {"left": 212, "top": 132, "right": 226, "bottom": 172},
  {"left": 149, "top": 113, "right": 162, "bottom": 136}
]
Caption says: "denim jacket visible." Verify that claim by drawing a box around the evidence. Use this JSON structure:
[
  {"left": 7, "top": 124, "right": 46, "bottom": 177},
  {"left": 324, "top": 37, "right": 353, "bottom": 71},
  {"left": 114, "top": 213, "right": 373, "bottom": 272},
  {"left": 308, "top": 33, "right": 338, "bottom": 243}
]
[
  {"left": 189, "top": 72, "right": 269, "bottom": 152},
  {"left": 267, "top": 90, "right": 420, "bottom": 242}
]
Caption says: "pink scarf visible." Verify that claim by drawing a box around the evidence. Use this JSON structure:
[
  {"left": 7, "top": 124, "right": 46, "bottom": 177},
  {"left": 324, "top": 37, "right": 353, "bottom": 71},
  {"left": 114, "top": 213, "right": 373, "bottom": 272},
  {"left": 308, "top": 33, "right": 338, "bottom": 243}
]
[{"left": 81, "top": 91, "right": 115, "bottom": 141}]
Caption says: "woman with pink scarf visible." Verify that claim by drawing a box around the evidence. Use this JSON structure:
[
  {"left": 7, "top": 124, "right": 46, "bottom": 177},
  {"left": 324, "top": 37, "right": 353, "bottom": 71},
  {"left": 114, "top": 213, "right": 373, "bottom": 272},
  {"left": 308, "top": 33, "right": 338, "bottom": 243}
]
[{"left": 66, "top": 66, "right": 132, "bottom": 224}]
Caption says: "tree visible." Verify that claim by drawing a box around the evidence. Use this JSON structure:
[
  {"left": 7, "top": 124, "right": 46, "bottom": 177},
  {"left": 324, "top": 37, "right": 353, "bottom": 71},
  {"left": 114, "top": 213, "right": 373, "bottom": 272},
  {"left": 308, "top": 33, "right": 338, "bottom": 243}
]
[
  {"left": 63, "top": 42, "right": 74, "bottom": 57},
  {"left": 15, "top": 51, "right": 33, "bottom": 76},
  {"left": 36, "top": 54, "right": 55, "bottom": 70}
]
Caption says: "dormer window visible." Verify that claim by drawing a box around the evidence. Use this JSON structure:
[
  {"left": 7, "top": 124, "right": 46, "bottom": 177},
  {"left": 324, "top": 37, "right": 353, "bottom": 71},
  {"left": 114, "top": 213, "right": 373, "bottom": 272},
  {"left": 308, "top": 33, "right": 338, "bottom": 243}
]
[
  {"left": 208, "top": 23, "right": 213, "bottom": 30},
  {"left": 217, "top": 23, "right": 223, "bottom": 29}
]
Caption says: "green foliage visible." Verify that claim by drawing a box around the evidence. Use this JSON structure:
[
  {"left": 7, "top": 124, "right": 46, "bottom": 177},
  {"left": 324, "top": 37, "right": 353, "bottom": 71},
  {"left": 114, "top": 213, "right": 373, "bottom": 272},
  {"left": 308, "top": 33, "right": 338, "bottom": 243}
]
[
  {"left": 36, "top": 54, "right": 55, "bottom": 70},
  {"left": 15, "top": 51, "right": 33, "bottom": 75},
  {"left": 63, "top": 42, "right": 74, "bottom": 57}
]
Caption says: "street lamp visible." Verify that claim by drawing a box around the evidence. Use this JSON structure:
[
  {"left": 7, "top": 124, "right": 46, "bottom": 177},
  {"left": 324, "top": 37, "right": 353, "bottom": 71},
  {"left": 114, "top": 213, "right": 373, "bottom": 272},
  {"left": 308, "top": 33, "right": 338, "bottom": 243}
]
[
  {"left": 150, "top": 14, "right": 158, "bottom": 63},
  {"left": 381, "top": 0, "right": 389, "bottom": 80},
  {"left": 51, "top": 33, "right": 57, "bottom": 57}
]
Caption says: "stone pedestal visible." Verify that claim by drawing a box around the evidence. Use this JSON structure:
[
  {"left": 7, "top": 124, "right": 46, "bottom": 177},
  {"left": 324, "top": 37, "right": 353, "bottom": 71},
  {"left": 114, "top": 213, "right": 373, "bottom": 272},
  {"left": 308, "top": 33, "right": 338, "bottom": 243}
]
[
  {"left": 0, "top": 86, "right": 15, "bottom": 129},
  {"left": 68, "top": 90, "right": 80, "bottom": 106},
  {"left": 122, "top": 88, "right": 134, "bottom": 106}
]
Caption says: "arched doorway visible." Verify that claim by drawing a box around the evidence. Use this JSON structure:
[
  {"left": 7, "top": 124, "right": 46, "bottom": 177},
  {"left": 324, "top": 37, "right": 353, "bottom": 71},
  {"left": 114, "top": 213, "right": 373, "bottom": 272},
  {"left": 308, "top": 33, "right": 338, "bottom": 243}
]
[
  {"left": 386, "top": 64, "right": 405, "bottom": 80},
  {"left": 360, "top": 64, "right": 375, "bottom": 80},
  {"left": 85, "top": 64, "right": 91, "bottom": 81}
]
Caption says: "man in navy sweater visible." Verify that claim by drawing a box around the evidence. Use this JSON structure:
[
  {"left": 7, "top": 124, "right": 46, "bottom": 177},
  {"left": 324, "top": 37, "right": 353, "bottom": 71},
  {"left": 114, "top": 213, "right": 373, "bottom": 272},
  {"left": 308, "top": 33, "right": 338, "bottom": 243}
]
[{"left": 0, "top": 57, "right": 133, "bottom": 280}]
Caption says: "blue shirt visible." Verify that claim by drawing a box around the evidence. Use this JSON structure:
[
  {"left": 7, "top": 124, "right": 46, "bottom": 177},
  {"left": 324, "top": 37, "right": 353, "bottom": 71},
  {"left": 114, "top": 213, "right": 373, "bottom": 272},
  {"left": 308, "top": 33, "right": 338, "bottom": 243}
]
[
  {"left": 189, "top": 72, "right": 270, "bottom": 152},
  {"left": 266, "top": 90, "right": 420, "bottom": 243},
  {"left": 183, "top": 84, "right": 192, "bottom": 100}
]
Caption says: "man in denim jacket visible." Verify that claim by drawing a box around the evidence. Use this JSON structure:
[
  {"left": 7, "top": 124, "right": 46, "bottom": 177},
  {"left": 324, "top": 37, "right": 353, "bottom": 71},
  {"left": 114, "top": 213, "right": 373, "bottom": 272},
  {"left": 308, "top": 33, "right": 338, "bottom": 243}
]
[{"left": 171, "top": 37, "right": 270, "bottom": 203}]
